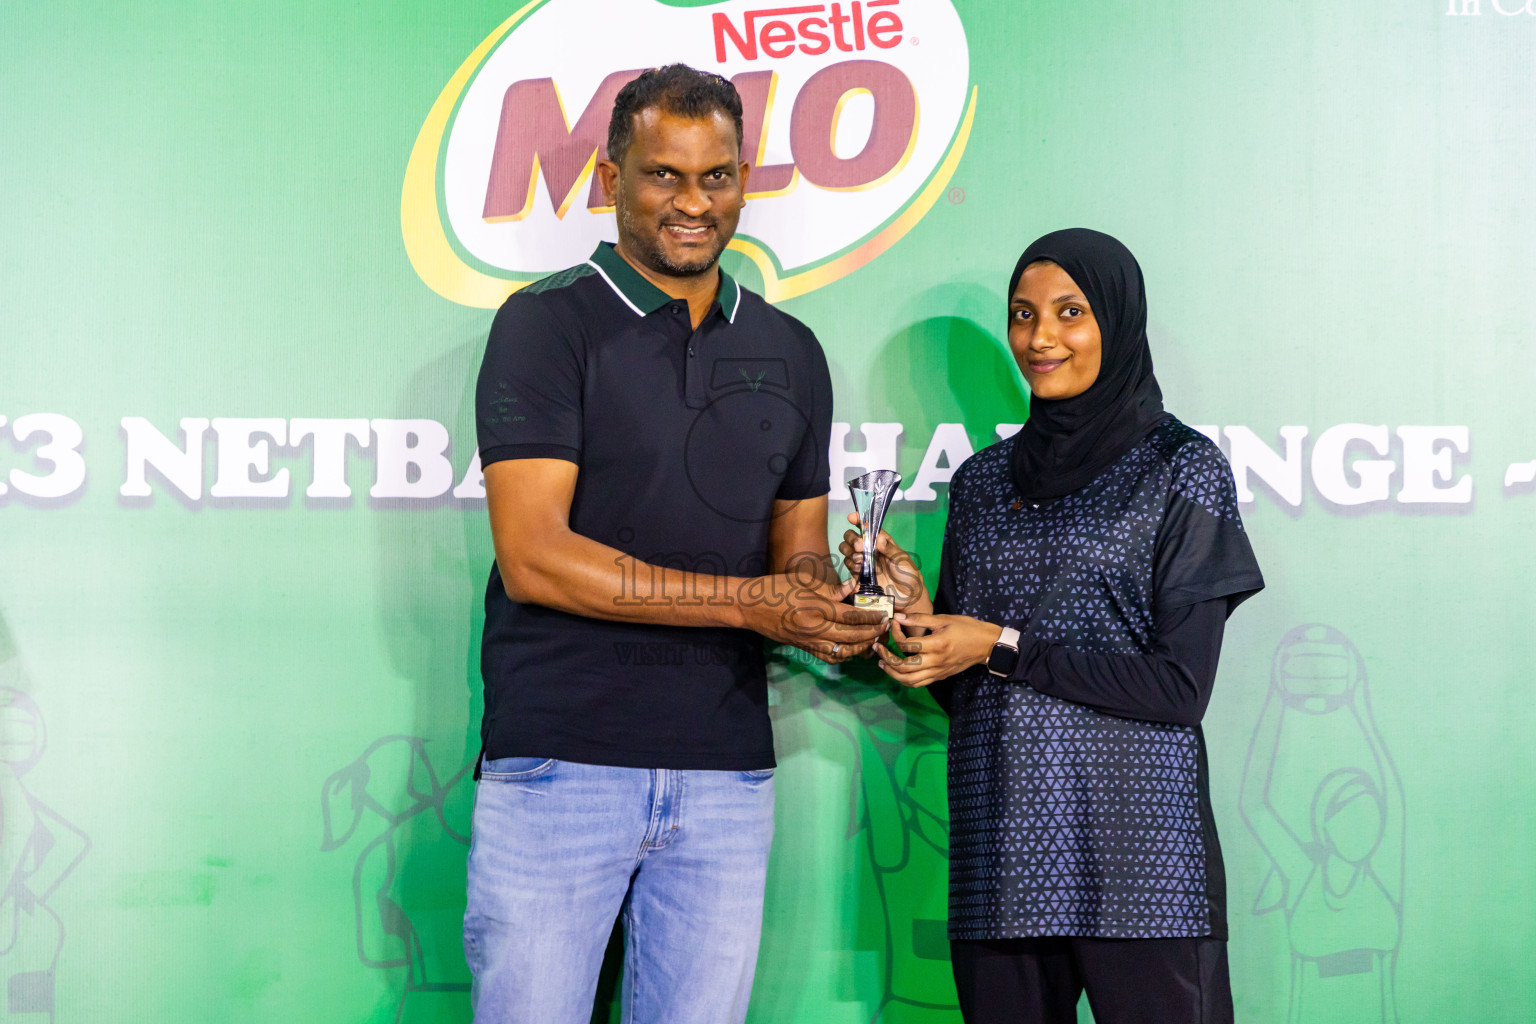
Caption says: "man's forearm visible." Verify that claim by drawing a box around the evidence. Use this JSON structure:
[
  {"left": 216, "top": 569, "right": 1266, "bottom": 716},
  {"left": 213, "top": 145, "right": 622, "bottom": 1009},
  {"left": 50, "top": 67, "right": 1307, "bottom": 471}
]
[
  {"left": 499, "top": 528, "right": 744, "bottom": 627},
  {"left": 498, "top": 529, "right": 836, "bottom": 633}
]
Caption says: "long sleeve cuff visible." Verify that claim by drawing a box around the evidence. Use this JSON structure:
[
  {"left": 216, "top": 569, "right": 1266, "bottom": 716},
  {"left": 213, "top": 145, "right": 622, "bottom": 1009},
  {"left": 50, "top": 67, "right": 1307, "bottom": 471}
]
[{"left": 1008, "top": 597, "right": 1228, "bottom": 728}]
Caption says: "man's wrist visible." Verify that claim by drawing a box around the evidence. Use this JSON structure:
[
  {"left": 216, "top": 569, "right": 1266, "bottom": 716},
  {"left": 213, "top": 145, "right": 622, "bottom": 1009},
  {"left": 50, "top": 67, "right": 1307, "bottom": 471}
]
[{"left": 723, "top": 577, "right": 755, "bottom": 631}]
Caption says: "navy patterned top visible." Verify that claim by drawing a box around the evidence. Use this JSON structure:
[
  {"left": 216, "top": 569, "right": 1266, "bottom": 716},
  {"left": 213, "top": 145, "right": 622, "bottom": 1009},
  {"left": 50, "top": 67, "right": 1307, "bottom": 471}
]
[{"left": 938, "top": 416, "right": 1263, "bottom": 940}]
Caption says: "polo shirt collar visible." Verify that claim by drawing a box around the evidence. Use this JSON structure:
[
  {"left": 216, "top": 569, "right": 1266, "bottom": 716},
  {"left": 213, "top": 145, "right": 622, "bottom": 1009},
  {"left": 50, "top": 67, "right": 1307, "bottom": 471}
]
[
  {"left": 587, "top": 243, "right": 742, "bottom": 324},
  {"left": 717, "top": 270, "right": 741, "bottom": 323}
]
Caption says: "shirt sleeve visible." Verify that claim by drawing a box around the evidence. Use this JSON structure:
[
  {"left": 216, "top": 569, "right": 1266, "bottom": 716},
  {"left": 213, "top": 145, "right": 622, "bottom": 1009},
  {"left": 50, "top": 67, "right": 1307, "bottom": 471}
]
[
  {"left": 776, "top": 330, "right": 833, "bottom": 500},
  {"left": 1153, "top": 437, "right": 1265, "bottom": 613},
  {"left": 1010, "top": 597, "right": 1227, "bottom": 728},
  {"left": 1004, "top": 438, "right": 1264, "bottom": 727},
  {"left": 475, "top": 293, "right": 584, "bottom": 468}
]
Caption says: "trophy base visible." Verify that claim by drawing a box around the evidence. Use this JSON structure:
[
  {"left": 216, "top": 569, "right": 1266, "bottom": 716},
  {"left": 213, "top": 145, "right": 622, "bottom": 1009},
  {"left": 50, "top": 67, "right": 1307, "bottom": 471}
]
[{"left": 853, "top": 592, "right": 895, "bottom": 620}]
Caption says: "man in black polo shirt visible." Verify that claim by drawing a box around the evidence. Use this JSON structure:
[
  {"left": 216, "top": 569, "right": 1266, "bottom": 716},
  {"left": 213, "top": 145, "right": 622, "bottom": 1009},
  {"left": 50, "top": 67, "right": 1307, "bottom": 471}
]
[{"left": 464, "top": 65, "right": 885, "bottom": 1024}]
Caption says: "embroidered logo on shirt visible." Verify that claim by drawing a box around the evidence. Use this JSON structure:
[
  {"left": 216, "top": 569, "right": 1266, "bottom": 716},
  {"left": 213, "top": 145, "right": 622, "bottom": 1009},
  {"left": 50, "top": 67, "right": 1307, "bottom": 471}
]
[{"left": 712, "top": 358, "right": 789, "bottom": 392}]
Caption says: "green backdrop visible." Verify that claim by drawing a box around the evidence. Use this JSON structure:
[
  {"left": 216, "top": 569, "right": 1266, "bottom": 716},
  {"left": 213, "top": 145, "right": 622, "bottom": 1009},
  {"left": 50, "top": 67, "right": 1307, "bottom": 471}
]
[{"left": 3, "top": 1, "right": 1533, "bottom": 1021}]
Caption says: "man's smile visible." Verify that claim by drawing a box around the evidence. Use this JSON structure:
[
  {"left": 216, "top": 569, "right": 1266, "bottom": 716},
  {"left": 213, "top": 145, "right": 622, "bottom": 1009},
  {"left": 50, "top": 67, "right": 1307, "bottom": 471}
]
[{"left": 663, "top": 222, "right": 715, "bottom": 242}]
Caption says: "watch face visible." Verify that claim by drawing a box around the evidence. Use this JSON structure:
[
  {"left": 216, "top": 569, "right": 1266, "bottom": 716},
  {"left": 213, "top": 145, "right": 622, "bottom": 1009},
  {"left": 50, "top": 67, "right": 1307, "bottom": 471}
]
[{"left": 987, "top": 643, "right": 1018, "bottom": 676}]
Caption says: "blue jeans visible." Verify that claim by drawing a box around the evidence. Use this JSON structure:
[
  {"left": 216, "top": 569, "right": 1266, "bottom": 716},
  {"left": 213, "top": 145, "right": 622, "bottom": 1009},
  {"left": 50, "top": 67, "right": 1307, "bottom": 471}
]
[{"left": 463, "top": 757, "right": 775, "bottom": 1024}]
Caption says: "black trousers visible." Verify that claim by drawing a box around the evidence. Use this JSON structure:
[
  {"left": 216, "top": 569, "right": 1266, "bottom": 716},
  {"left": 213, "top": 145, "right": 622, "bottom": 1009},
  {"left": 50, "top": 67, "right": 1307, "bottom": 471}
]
[{"left": 950, "top": 936, "right": 1234, "bottom": 1024}]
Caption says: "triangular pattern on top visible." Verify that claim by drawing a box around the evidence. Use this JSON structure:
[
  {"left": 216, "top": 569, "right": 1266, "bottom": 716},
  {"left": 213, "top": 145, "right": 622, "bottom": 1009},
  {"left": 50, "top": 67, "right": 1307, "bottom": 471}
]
[{"left": 943, "top": 418, "right": 1247, "bottom": 941}]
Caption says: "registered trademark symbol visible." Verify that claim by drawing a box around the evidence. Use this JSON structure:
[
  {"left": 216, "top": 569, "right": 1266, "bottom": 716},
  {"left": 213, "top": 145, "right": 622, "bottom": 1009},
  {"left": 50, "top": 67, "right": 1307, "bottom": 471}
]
[
  {"left": 947, "top": 187, "right": 966, "bottom": 205},
  {"left": 910, "top": 36, "right": 920, "bottom": 45}
]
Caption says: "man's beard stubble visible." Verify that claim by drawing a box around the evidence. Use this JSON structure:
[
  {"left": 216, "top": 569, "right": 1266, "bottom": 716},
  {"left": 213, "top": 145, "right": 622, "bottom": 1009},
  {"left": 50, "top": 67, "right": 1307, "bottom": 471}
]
[{"left": 617, "top": 198, "right": 728, "bottom": 277}]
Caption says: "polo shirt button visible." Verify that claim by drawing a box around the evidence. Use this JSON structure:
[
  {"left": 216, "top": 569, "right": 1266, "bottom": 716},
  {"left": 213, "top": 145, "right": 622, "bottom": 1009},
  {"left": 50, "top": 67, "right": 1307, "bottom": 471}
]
[
  {"left": 670, "top": 304, "right": 683, "bottom": 315},
  {"left": 688, "top": 348, "right": 695, "bottom": 357}
]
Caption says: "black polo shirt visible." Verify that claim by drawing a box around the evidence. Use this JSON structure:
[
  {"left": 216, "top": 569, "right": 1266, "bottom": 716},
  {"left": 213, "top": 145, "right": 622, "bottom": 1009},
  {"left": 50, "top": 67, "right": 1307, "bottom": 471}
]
[{"left": 474, "top": 242, "right": 833, "bottom": 770}]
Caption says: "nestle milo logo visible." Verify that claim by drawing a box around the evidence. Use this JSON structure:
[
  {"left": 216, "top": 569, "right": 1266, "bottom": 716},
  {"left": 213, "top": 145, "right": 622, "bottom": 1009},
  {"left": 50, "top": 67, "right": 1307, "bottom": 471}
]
[{"left": 402, "top": 0, "right": 976, "bottom": 309}]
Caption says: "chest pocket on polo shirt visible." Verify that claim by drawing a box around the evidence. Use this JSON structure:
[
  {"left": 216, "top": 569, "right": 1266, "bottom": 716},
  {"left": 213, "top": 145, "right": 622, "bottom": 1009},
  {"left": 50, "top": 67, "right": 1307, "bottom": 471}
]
[{"left": 710, "top": 358, "right": 789, "bottom": 392}]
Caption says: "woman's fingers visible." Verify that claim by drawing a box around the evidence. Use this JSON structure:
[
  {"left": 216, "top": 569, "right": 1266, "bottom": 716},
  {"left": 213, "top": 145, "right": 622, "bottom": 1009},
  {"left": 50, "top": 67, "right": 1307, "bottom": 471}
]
[
  {"left": 875, "top": 628, "right": 963, "bottom": 688},
  {"left": 877, "top": 642, "right": 931, "bottom": 672},
  {"left": 878, "top": 659, "right": 937, "bottom": 688},
  {"left": 875, "top": 644, "right": 919, "bottom": 672},
  {"left": 878, "top": 628, "right": 943, "bottom": 660}
]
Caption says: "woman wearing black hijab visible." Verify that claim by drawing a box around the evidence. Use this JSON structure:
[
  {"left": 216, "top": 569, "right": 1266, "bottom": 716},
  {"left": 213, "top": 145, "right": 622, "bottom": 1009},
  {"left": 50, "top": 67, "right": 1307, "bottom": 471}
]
[{"left": 842, "top": 229, "right": 1263, "bottom": 1023}]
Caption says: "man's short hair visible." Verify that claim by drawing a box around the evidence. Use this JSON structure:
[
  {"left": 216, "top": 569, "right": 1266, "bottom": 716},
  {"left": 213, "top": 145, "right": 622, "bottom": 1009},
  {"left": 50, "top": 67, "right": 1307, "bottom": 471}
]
[{"left": 607, "top": 64, "right": 744, "bottom": 165}]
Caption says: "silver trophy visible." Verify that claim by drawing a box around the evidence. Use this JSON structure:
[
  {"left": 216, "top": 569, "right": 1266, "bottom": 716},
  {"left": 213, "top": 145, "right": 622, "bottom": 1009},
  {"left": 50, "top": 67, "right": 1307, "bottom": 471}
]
[{"left": 847, "top": 469, "right": 902, "bottom": 620}]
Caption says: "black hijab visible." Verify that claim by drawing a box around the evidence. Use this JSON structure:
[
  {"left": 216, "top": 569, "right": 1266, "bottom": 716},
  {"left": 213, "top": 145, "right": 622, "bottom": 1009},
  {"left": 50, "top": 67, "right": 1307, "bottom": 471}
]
[{"left": 1007, "top": 228, "right": 1167, "bottom": 502}]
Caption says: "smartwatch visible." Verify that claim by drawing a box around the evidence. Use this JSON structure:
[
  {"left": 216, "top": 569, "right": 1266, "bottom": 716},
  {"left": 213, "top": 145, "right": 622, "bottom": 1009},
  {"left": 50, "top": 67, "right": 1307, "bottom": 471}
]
[{"left": 986, "top": 626, "right": 1022, "bottom": 678}]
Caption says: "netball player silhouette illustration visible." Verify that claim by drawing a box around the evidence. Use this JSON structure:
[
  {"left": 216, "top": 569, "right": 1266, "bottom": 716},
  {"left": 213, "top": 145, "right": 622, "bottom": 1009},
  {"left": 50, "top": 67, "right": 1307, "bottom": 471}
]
[
  {"left": 321, "top": 736, "right": 473, "bottom": 1023},
  {"left": 810, "top": 681, "right": 955, "bottom": 1023},
  {"left": 1241, "top": 625, "right": 1404, "bottom": 1024},
  {"left": 0, "top": 686, "right": 89, "bottom": 1022}
]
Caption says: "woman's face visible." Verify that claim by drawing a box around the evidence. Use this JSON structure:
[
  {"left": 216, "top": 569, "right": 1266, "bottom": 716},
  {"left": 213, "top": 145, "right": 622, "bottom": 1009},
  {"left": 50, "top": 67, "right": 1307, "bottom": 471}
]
[{"left": 1008, "top": 261, "right": 1103, "bottom": 400}]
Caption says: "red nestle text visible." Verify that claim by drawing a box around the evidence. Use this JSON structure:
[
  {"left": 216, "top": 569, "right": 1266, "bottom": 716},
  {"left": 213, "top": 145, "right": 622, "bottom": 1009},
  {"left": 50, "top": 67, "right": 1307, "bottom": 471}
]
[{"left": 713, "top": 1, "right": 904, "bottom": 62}]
